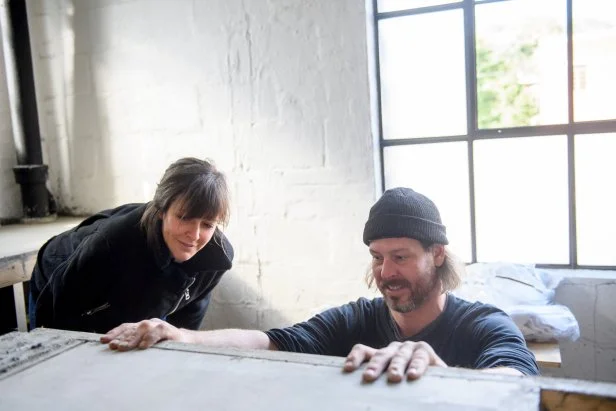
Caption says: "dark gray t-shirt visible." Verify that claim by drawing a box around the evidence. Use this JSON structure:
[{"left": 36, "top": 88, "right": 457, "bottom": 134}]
[{"left": 266, "top": 293, "right": 539, "bottom": 375}]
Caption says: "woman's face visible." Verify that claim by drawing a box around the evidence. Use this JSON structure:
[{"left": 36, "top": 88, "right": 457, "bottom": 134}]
[{"left": 161, "top": 200, "right": 218, "bottom": 262}]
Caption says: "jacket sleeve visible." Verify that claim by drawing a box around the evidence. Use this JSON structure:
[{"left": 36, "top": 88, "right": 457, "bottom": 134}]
[{"left": 48, "top": 232, "right": 113, "bottom": 330}]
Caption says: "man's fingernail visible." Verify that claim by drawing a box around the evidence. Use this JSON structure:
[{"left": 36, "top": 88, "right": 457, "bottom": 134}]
[{"left": 408, "top": 368, "right": 417, "bottom": 374}]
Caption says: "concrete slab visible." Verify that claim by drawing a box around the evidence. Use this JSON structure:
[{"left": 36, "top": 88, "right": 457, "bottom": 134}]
[
  {"left": 0, "top": 330, "right": 538, "bottom": 411},
  {"left": 1, "top": 329, "right": 615, "bottom": 410}
]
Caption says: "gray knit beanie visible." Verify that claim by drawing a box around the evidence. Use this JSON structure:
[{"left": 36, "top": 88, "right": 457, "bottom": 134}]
[{"left": 363, "top": 187, "right": 448, "bottom": 245}]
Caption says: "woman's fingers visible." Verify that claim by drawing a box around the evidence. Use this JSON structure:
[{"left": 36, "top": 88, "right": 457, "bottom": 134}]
[{"left": 102, "top": 319, "right": 169, "bottom": 351}]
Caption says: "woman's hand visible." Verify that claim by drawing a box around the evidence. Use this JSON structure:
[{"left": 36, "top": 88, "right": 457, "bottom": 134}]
[
  {"left": 343, "top": 341, "right": 447, "bottom": 382},
  {"left": 100, "top": 318, "right": 189, "bottom": 351}
]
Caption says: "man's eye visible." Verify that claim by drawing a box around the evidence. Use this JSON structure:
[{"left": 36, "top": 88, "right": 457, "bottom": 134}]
[
  {"left": 394, "top": 256, "right": 408, "bottom": 262},
  {"left": 372, "top": 255, "right": 382, "bottom": 262}
]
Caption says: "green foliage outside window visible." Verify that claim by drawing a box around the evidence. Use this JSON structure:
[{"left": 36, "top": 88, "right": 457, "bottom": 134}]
[{"left": 476, "top": 39, "right": 540, "bottom": 129}]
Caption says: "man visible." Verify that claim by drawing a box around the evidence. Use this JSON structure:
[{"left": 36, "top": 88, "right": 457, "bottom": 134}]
[{"left": 101, "top": 187, "right": 539, "bottom": 382}]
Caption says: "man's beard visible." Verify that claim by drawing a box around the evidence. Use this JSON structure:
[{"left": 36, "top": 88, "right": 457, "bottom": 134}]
[{"left": 378, "top": 267, "right": 440, "bottom": 313}]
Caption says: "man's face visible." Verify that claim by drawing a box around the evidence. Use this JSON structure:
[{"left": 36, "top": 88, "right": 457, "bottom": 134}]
[{"left": 369, "top": 237, "right": 443, "bottom": 313}]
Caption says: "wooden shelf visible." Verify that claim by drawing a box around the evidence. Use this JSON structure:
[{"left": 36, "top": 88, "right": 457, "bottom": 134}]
[{"left": 528, "top": 342, "right": 562, "bottom": 368}]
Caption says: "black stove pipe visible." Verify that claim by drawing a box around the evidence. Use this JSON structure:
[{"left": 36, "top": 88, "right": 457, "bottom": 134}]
[{"left": 1, "top": 0, "right": 52, "bottom": 219}]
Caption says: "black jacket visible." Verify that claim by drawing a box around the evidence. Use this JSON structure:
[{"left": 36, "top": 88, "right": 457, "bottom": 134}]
[{"left": 29, "top": 203, "right": 234, "bottom": 333}]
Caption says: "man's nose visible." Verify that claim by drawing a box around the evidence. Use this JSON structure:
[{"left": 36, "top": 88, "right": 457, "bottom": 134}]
[{"left": 380, "top": 258, "right": 396, "bottom": 279}]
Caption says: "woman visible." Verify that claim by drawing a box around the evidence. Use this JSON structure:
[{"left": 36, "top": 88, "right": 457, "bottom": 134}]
[{"left": 29, "top": 157, "right": 233, "bottom": 333}]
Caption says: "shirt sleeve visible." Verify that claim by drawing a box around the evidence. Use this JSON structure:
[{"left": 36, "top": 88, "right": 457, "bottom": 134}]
[
  {"left": 265, "top": 301, "right": 365, "bottom": 357},
  {"left": 472, "top": 310, "right": 540, "bottom": 376}
]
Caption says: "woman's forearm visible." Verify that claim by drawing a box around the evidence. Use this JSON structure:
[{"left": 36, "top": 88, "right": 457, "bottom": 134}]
[{"left": 180, "top": 328, "right": 277, "bottom": 350}]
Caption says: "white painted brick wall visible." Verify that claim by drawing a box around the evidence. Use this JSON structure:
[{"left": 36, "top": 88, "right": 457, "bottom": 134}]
[
  {"left": 0, "top": 26, "right": 21, "bottom": 220},
  {"left": 17, "top": 0, "right": 377, "bottom": 329}
]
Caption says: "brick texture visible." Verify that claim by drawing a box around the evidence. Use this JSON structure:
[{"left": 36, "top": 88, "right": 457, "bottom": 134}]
[{"left": 7, "top": 0, "right": 376, "bottom": 331}]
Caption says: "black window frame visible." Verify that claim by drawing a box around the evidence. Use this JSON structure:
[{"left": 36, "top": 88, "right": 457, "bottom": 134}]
[{"left": 372, "top": 0, "right": 616, "bottom": 270}]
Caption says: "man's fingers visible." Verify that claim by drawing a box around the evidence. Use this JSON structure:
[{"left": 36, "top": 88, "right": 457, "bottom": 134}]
[
  {"left": 406, "top": 347, "right": 431, "bottom": 380},
  {"left": 406, "top": 343, "right": 447, "bottom": 380},
  {"left": 343, "top": 344, "right": 376, "bottom": 372},
  {"left": 386, "top": 343, "right": 415, "bottom": 383},
  {"left": 362, "top": 343, "right": 400, "bottom": 382}
]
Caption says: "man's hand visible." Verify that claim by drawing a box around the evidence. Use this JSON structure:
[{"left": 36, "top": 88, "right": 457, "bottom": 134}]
[
  {"left": 100, "top": 318, "right": 188, "bottom": 351},
  {"left": 343, "top": 341, "right": 447, "bottom": 383}
]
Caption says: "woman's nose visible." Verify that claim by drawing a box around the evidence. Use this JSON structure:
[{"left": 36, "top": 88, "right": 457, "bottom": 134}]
[{"left": 186, "top": 221, "right": 200, "bottom": 240}]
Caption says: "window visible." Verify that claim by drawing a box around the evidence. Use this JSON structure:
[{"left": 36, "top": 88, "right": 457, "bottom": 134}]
[
  {"left": 573, "top": 65, "right": 587, "bottom": 91},
  {"left": 373, "top": 0, "right": 616, "bottom": 268}
]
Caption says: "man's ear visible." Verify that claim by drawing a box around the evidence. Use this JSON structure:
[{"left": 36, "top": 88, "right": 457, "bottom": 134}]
[{"left": 432, "top": 244, "right": 445, "bottom": 267}]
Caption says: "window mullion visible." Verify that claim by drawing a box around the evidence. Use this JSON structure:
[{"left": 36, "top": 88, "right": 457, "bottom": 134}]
[
  {"left": 464, "top": 0, "right": 478, "bottom": 262},
  {"left": 566, "top": 0, "right": 577, "bottom": 268}
]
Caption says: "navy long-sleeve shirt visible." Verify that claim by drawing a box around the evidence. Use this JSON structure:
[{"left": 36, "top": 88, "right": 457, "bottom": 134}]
[{"left": 266, "top": 293, "right": 539, "bottom": 375}]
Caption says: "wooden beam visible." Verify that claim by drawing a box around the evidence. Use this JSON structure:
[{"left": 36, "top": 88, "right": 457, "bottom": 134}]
[
  {"left": 528, "top": 342, "right": 562, "bottom": 368},
  {"left": 541, "top": 390, "right": 616, "bottom": 410}
]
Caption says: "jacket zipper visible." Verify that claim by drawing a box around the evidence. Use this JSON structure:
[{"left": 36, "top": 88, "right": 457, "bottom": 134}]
[
  {"left": 167, "top": 277, "right": 196, "bottom": 317},
  {"left": 82, "top": 302, "right": 111, "bottom": 316}
]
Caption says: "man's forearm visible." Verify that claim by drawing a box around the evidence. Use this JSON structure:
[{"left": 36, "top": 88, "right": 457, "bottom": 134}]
[{"left": 180, "top": 329, "right": 277, "bottom": 351}]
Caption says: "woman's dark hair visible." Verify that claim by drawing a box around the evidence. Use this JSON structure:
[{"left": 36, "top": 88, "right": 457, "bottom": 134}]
[{"left": 140, "top": 157, "right": 230, "bottom": 249}]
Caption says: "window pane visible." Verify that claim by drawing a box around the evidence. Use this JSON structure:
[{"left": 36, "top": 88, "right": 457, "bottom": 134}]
[
  {"left": 378, "top": 0, "right": 460, "bottom": 13},
  {"left": 379, "top": 10, "right": 467, "bottom": 139},
  {"left": 474, "top": 136, "right": 569, "bottom": 264},
  {"left": 475, "top": 0, "right": 567, "bottom": 128},
  {"left": 575, "top": 133, "right": 616, "bottom": 265},
  {"left": 384, "top": 142, "right": 472, "bottom": 261},
  {"left": 573, "top": 1, "right": 616, "bottom": 122}
]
